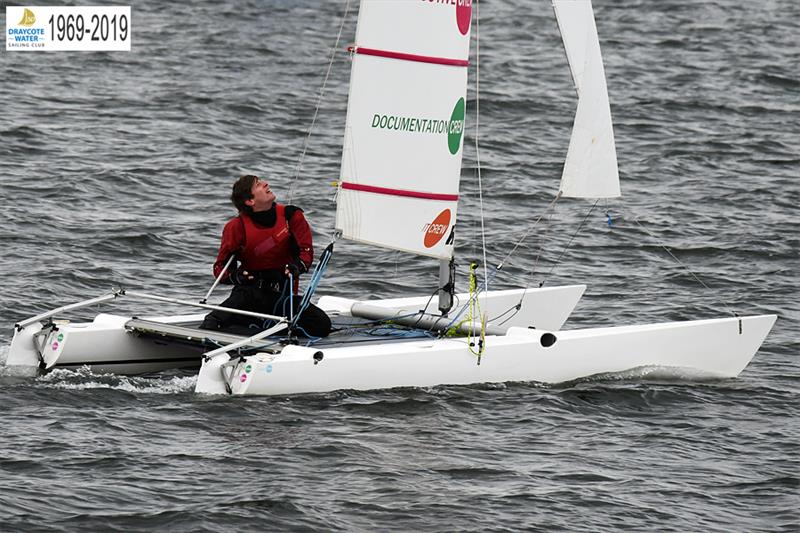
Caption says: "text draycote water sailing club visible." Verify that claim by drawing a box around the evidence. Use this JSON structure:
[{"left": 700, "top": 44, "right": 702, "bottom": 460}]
[{"left": 8, "top": 27, "right": 45, "bottom": 43}]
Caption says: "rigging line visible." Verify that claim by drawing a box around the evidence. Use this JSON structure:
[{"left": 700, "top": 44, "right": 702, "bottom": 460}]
[
  {"left": 528, "top": 202, "right": 556, "bottom": 280},
  {"left": 496, "top": 200, "right": 559, "bottom": 318},
  {"left": 523, "top": 199, "right": 560, "bottom": 287},
  {"left": 492, "top": 300, "right": 523, "bottom": 326},
  {"left": 409, "top": 301, "right": 433, "bottom": 331},
  {"left": 289, "top": 0, "right": 352, "bottom": 204},
  {"left": 497, "top": 191, "right": 562, "bottom": 271},
  {"left": 539, "top": 199, "right": 599, "bottom": 287},
  {"left": 412, "top": 288, "right": 444, "bottom": 332},
  {"left": 474, "top": 0, "right": 489, "bottom": 290},
  {"left": 631, "top": 216, "right": 738, "bottom": 317},
  {"left": 487, "top": 192, "right": 561, "bottom": 318}
]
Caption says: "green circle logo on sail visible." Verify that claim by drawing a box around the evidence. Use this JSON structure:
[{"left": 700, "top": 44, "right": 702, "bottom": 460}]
[{"left": 448, "top": 97, "right": 465, "bottom": 155}]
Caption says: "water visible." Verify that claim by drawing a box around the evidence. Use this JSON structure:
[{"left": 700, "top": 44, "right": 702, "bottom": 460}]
[{"left": 1, "top": 0, "right": 798, "bottom": 530}]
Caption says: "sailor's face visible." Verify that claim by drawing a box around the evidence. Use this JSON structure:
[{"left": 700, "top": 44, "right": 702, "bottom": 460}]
[{"left": 248, "top": 178, "right": 276, "bottom": 211}]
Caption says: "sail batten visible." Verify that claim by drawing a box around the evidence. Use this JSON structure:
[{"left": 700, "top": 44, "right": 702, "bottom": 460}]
[
  {"left": 553, "top": 0, "right": 621, "bottom": 199},
  {"left": 341, "top": 182, "right": 459, "bottom": 202},
  {"left": 336, "top": 0, "right": 472, "bottom": 260},
  {"left": 352, "top": 46, "right": 470, "bottom": 67}
]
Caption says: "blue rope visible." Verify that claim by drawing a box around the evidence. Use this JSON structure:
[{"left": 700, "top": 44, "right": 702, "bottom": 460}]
[
  {"left": 290, "top": 242, "right": 334, "bottom": 330},
  {"left": 293, "top": 324, "right": 322, "bottom": 345}
]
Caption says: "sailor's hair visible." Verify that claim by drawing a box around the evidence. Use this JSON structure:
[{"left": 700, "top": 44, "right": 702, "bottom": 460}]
[{"left": 231, "top": 175, "right": 259, "bottom": 214}]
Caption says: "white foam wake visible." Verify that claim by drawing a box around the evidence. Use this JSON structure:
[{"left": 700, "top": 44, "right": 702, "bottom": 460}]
[{"left": 36, "top": 366, "right": 197, "bottom": 394}]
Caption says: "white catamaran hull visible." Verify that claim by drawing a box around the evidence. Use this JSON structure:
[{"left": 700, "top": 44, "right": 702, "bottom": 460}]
[
  {"left": 196, "top": 314, "right": 777, "bottom": 396},
  {"left": 7, "top": 313, "right": 209, "bottom": 375},
  {"left": 5, "top": 285, "right": 586, "bottom": 375}
]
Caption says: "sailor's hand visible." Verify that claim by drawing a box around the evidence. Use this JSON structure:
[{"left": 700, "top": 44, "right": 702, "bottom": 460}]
[
  {"left": 233, "top": 269, "right": 254, "bottom": 285},
  {"left": 285, "top": 263, "right": 300, "bottom": 279}
]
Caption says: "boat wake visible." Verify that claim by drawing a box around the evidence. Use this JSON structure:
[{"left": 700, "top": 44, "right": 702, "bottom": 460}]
[
  {"left": 35, "top": 366, "right": 197, "bottom": 394},
  {"left": 579, "top": 365, "right": 725, "bottom": 384},
  {"left": 0, "top": 345, "right": 40, "bottom": 381}
]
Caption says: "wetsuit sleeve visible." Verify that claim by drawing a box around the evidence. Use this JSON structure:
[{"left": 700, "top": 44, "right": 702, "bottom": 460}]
[
  {"left": 213, "top": 217, "right": 244, "bottom": 283},
  {"left": 287, "top": 209, "right": 314, "bottom": 272}
]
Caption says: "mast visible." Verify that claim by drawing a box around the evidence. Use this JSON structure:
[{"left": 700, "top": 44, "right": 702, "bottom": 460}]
[{"left": 438, "top": 257, "right": 455, "bottom": 314}]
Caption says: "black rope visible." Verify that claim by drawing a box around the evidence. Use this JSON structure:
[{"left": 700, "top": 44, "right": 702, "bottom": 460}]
[
  {"left": 483, "top": 192, "right": 561, "bottom": 321},
  {"left": 497, "top": 192, "right": 562, "bottom": 271},
  {"left": 411, "top": 288, "right": 441, "bottom": 332},
  {"left": 492, "top": 303, "right": 522, "bottom": 327},
  {"left": 539, "top": 200, "right": 599, "bottom": 287},
  {"left": 524, "top": 201, "right": 557, "bottom": 289},
  {"left": 289, "top": 0, "right": 352, "bottom": 203},
  {"left": 631, "top": 216, "right": 739, "bottom": 318}
]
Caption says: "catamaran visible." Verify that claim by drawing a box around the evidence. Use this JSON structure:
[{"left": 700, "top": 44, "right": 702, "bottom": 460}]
[{"left": 5, "top": 0, "right": 776, "bottom": 396}]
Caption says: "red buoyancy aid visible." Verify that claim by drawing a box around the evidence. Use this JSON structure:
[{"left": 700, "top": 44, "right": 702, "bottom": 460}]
[{"left": 238, "top": 204, "right": 293, "bottom": 271}]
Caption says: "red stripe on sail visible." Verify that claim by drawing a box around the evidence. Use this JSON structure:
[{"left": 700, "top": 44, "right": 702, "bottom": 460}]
[
  {"left": 349, "top": 46, "right": 469, "bottom": 67},
  {"left": 341, "top": 182, "right": 459, "bottom": 202}
]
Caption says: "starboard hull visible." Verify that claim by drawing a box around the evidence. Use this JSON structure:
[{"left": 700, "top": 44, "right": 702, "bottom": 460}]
[{"left": 195, "top": 314, "right": 777, "bottom": 396}]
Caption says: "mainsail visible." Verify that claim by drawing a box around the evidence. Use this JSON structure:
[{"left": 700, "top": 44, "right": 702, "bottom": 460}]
[
  {"left": 553, "top": 0, "right": 620, "bottom": 198},
  {"left": 336, "top": 0, "right": 473, "bottom": 259}
]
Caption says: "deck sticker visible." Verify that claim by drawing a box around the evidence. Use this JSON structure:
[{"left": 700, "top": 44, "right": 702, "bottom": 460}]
[
  {"left": 240, "top": 374, "right": 247, "bottom": 383},
  {"left": 266, "top": 364, "right": 273, "bottom": 374},
  {"left": 51, "top": 341, "right": 59, "bottom": 350},
  {"left": 245, "top": 364, "right": 252, "bottom": 373},
  {"left": 57, "top": 333, "right": 64, "bottom": 342}
]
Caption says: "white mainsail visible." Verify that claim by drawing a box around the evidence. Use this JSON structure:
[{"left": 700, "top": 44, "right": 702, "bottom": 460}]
[
  {"left": 553, "top": 0, "right": 620, "bottom": 198},
  {"left": 336, "top": 0, "right": 473, "bottom": 259}
]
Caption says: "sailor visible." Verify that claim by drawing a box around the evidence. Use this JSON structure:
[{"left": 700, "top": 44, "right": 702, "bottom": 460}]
[{"left": 200, "top": 175, "right": 332, "bottom": 337}]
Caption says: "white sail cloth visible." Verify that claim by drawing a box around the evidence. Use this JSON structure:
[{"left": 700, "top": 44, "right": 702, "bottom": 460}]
[
  {"left": 336, "top": 0, "right": 472, "bottom": 259},
  {"left": 553, "top": 0, "right": 621, "bottom": 198}
]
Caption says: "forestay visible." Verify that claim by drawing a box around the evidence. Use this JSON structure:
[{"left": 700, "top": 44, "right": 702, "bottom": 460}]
[
  {"left": 336, "top": 0, "right": 473, "bottom": 259},
  {"left": 553, "top": 0, "right": 620, "bottom": 198}
]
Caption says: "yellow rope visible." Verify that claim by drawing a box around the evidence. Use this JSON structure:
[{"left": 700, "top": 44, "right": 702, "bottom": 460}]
[
  {"left": 443, "top": 263, "right": 487, "bottom": 360},
  {"left": 466, "top": 262, "right": 486, "bottom": 358}
]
